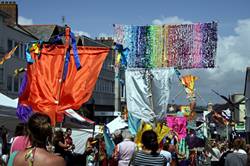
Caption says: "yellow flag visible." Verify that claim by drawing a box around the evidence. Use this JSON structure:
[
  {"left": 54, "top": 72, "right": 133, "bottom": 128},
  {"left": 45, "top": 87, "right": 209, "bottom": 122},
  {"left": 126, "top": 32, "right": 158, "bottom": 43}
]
[
  {"left": 181, "top": 75, "right": 198, "bottom": 92},
  {"left": 135, "top": 122, "right": 152, "bottom": 146},
  {"left": 30, "top": 43, "right": 40, "bottom": 54},
  {"left": 155, "top": 123, "right": 170, "bottom": 143},
  {"left": 181, "top": 75, "right": 198, "bottom": 100},
  {"left": 115, "top": 52, "right": 121, "bottom": 66}
]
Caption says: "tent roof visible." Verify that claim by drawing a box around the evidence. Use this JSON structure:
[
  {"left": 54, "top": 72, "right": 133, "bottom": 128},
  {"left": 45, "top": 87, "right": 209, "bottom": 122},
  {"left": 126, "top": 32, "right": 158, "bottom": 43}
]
[{"left": 0, "top": 93, "right": 18, "bottom": 108}]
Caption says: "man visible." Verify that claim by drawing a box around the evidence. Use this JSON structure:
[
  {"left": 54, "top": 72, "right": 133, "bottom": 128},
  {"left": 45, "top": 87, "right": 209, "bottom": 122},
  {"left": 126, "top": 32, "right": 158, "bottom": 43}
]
[
  {"left": 114, "top": 129, "right": 136, "bottom": 166},
  {"left": 225, "top": 138, "right": 247, "bottom": 166}
]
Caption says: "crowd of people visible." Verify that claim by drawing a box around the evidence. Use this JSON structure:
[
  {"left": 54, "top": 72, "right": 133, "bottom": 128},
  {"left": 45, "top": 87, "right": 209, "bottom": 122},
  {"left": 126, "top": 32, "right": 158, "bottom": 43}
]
[{"left": 1, "top": 113, "right": 250, "bottom": 166}]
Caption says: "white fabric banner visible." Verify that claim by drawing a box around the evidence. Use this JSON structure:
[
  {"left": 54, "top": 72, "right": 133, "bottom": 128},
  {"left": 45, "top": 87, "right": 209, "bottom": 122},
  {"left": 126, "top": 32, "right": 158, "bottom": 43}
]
[
  {"left": 106, "top": 116, "right": 128, "bottom": 133},
  {"left": 125, "top": 68, "right": 174, "bottom": 123}
]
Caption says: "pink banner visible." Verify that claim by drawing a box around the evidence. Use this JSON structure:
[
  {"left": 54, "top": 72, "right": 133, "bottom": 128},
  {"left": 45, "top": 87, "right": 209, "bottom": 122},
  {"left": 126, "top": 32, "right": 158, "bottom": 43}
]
[{"left": 166, "top": 116, "right": 187, "bottom": 139}]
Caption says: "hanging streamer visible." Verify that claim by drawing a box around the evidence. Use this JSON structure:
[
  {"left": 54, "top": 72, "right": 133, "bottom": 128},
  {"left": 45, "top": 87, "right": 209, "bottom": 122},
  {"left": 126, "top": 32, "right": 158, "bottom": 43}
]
[
  {"left": 14, "top": 67, "right": 26, "bottom": 76},
  {"left": 125, "top": 68, "right": 175, "bottom": 123},
  {"left": 114, "top": 43, "right": 129, "bottom": 67},
  {"left": 62, "top": 32, "right": 82, "bottom": 80},
  {"left": 0, "top": 45, "right": 19, "bottom": 65}
]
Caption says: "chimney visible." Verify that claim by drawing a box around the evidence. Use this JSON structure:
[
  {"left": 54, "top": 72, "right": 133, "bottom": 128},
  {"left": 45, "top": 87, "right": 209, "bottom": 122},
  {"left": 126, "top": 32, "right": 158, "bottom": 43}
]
[{"left": 0, "top": 1, "right": 18, "bottom": 25}]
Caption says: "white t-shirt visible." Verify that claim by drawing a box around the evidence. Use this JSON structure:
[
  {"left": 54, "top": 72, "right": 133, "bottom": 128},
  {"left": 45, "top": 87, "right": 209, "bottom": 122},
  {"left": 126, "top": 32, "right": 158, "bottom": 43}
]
[
  {"left": 211, "top": 147, "right": 220, "bottom": 161},
  {"left": 160, "top": 150, "right": 172, "bottom": 166}
]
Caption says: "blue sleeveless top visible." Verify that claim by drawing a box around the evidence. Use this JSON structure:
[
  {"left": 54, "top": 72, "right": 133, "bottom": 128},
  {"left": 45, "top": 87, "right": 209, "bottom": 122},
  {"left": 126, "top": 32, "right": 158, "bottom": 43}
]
[{"left": 7, "top": 151, "right": 19, "bottom": 166}]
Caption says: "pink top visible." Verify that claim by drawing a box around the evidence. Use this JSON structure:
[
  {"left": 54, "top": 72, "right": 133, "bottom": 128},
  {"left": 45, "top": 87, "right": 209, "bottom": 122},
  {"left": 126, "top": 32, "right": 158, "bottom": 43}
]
[{"left": 10, "top": 136, "right": 31, "bottom": 153}]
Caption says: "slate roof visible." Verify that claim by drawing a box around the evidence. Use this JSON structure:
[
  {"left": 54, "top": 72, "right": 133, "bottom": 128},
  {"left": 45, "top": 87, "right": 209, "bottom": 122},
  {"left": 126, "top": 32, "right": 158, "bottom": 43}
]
[{"left": 21, "top": 24, "right": 65, "bottom": 42}]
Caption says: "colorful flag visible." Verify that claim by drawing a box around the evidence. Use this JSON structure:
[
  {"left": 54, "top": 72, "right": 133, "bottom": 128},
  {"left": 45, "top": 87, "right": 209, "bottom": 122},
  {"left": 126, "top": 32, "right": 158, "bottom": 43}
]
[
  {"left": 181, "top": 75, "right": 198, "bottom": 100},
  {"left": 114, "top": 22, "right": 217, "bottom": 69}
]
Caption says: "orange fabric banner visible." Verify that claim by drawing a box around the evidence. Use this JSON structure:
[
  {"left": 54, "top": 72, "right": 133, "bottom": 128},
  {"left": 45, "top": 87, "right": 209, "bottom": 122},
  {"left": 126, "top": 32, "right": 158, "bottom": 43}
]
[{"left": 19, "top": 44, "right": 109, "bottom": 125}]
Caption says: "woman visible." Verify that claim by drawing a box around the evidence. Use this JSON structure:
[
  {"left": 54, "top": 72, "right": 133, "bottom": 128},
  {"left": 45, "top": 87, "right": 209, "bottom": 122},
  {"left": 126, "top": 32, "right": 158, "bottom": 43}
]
[
  {"left": 53, "top": 130, "right": 69, "bottom": 157},
  {"left": 132, "top": 130, "right": 165, "bottom": 166},
  {"left": 8, "top": 113, "right": 65, "bottom": 166},
  {"left": 10, "top": 123, "right": 30, "bottom": 154}
]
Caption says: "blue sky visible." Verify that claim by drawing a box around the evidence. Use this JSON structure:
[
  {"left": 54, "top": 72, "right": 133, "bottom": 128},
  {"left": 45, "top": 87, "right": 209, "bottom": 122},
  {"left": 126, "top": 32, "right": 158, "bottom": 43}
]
[
  {"left": 16, "top": 0, "right": 249, "bottom": 36},
  {"left": 15, "top": 0, "right": 250, "bottom": 105}
]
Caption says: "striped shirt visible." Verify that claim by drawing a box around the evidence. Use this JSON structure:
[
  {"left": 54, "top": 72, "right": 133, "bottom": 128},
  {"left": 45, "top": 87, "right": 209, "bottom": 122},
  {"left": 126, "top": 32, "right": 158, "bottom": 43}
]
[{"left": 133, "top": 151, "right": 165, "bottom": 166}]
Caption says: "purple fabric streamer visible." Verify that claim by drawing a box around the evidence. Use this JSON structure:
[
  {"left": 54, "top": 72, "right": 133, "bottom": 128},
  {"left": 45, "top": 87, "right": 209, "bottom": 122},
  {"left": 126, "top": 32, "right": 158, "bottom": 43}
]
[
  {"left": 16, "top": 72, "right": 33, "bottom": 122},
  {"left": 18, "top": 72, "right": 27, "bottom": 96},
  {"left": 16, "top": 104, "right": 32, "bottom": 123}
]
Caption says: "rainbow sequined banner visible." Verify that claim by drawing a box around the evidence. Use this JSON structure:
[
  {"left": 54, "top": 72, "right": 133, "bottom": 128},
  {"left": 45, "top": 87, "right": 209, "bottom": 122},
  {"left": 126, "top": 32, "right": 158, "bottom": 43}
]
[{"left": 114, "top": 22, "right": 217, "bottom": 69}]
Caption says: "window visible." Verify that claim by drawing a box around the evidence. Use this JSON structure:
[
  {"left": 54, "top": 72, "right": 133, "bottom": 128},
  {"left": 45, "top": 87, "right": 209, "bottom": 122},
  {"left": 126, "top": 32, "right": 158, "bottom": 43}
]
[
  {"left": 8, "top": 39, "right": 13, "bottom": 51},
  {"left": 14, "top": 76, "right": 19, "bottom": 92},
  {"left": 19, "top": 44, "right": 23, "bottom": 59},
  {"left": 7, "top": 76, "right": 12, "bottom": 91},
  {"left": 112, "top": 82, "right": 114, "bottom": 93},
  {"left": 0, "top": 68, "right": 3, "bottom": 83}
]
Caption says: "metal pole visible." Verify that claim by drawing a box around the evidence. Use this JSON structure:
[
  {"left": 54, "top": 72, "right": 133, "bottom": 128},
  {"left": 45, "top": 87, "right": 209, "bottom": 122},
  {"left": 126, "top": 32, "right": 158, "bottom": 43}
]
[
  {"left": 226, "top": 124, "right": 229, "bottom": 140},
  {"left": 114, "top": 66, "right": 120, "bottom": 113}
]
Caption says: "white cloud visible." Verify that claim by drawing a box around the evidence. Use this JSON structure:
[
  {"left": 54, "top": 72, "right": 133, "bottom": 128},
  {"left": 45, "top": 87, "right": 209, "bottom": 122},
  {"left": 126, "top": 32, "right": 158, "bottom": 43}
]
[
  {"left": 152, "top": 16, "right": 192, "bottom": 25},
  {"left": 18, "top": 16, "right": 33, "bottom": 25},
  {"left": 73, "top": 30, "right": 91, "bottom": 37},
  {"left": 208, "top": 18, "right": 250, "bottom": 80}
]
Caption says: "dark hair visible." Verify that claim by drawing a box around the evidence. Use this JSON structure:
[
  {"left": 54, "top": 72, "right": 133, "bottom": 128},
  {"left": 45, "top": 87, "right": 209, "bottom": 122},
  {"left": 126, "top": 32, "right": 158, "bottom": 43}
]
[
  {"left": 141, "top": 130, "right": 159, "bottom": 155},
  {"left": 233, "top": 138, "right": 246, "bottom": 151},
  {"left": 14, "top": 123, "right": 27, "bottom": 137},
  {"left": 53, "top": 130, "right": 65, "bottom": 145},
  {"left": 163, "top": 142, "right": 170, "bottom": 151},
  {"left": 27, "top": 113, "right": 52, "bottom": 148},
  {"left": 66, "top": 128, "right": 72, "bottom": 132}
]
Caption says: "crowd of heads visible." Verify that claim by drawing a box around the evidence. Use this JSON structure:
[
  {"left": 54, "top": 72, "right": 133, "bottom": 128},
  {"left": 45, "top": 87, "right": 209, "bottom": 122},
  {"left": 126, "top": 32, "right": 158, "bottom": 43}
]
[{"left": 2, "top": 112, "right": 250, "bottom": 166}]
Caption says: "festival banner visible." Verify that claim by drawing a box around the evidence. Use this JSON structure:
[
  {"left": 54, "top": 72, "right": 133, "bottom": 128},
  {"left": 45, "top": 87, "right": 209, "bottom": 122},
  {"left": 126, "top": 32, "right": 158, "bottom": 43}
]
[{"left": 114, "top": 22, "right": 217, "bottom": 69}]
